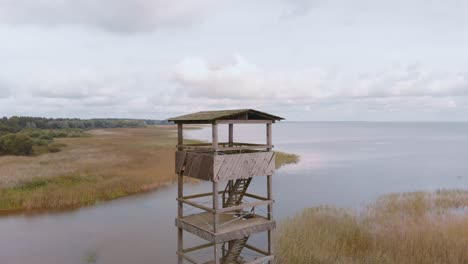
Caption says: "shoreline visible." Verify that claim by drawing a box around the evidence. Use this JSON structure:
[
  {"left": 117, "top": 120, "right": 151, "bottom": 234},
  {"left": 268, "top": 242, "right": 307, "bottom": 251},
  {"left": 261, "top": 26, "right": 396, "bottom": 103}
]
[{"left": 0, "top": 126, "right": 299, "bottom": 216}]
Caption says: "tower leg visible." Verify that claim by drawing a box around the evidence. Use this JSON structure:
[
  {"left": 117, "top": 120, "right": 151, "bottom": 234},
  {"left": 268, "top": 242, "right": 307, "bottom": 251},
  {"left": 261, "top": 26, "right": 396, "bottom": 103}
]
[
  {"left": 267, "top": 175, "right": 274, "bottom": 264},
  {"left": 178, "top": 174, "right": 184, "bottom": 264},
  {"left": 214, "top": 244, "right": 220, "bottom": 264}
]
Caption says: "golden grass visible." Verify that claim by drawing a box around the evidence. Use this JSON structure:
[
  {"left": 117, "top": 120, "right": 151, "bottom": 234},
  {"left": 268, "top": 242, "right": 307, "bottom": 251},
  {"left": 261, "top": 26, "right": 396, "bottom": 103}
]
[
  {"left": 276, "top": 190, "right": 468, "bottom": 264},
  {"left": 0, "top": 127, "right": 179, "bottom": 212},
  {"left": 0, "top": 126, "right": 299, "bottom": 213},
  {"left": 275, "top": 151, "right": 300, "bottom": 169}
]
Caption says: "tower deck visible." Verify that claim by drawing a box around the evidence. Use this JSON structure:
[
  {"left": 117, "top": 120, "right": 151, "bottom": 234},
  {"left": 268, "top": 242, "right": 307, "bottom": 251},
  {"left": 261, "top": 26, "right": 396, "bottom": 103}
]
[{"left": 175, "top": 212, "right": 275, "bottom": 243}]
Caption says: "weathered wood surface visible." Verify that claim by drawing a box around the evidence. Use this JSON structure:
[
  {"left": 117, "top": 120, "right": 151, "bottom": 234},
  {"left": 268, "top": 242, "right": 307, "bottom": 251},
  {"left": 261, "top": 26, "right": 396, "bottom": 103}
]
[
  {"left": 168, "top": 109, "right": 283, "bottom": 124},
  {"left": 176, "top": 151, "right": 275, "bottom": 182},
  {"left": 202, "top": 255, "right": 274, "bottom": 264},
  {"left": 175, "top": 212, "right": 276, "bottom": 243}
]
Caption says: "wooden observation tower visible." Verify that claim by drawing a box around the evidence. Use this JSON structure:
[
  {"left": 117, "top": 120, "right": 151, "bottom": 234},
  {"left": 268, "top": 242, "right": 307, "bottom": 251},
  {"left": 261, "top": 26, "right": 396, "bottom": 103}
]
[{"left": 168, "top": 109, "right": 284, "bottom": 264}]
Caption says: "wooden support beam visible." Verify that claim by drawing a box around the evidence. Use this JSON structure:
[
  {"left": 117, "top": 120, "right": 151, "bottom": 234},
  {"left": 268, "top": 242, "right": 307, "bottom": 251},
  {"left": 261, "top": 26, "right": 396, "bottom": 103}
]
[
  {"left": 183, "top": 242, "right": 214, "bottom": 253},
  {"left": 267, "top": 175, "right": 273, "bottom": 264},
  {"left": 178, "top": 142, "right": 271, "bottom": 148},
  {"left": 176, "top": 251, "right": 199, "bottom": 264},
  {"left": 176, "top": 145, "right": 273, "bottom": 152},
  {"left": 266, "top": 123, "right": 272, "bottom": 151},
  {"left": 212, "top": 123, "right": 218, "bottom": 151},
  {"left": 182, "top": 191, "right": 225, "bottom": 200},
  {"left": 217, "top": 199, "right": 273, "bottom": 214},
  {"left": 228, "top": 123, "right": 233, "bottom": 147},
  {"left": 212, "top": 181, "right": 220, "bottom": 264},
  {"left": 244, "top": 244, "right": 269, "bottom": 256},
  {"left": 177, "top": 123, "right": 184, "bottom": 264},
  {"left": 182, "top": 192, "right": 213, "bottom": 200},
  {"left": 244, "top": 192, "right": 269, "bottom": 201},
  {"left": 216, "top": 120, "right": 272, "bottom": 124},
  {"left": 246, "top": 256, "right": 275, "bottom": 264},
  {"left": 177, "top": 198, "right": 215, "bottom": 213},
  {"left": 178, "top": 123, "right": 184, "bottom": 150}
]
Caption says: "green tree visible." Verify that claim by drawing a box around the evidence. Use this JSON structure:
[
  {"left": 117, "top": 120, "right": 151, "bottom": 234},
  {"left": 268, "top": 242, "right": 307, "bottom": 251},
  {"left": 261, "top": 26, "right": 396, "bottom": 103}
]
[{"left": 0, "top": 134, "right": 34, "bottom": 156}]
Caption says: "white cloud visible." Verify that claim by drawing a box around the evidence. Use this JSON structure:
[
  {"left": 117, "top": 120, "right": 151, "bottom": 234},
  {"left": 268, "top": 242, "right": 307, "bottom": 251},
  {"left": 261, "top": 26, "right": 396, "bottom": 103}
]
[
  {"left": 0, "top": 0, "right": 217, "bottom": 33},
  {"left": 172, "top": 55, "right": 468, "bottom": 103}
]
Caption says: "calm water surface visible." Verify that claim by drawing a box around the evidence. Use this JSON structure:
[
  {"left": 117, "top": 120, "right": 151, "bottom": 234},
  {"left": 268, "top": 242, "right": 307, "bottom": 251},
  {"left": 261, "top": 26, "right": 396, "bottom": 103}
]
[{"left": 1, "top": 122, "right": 467, "bottom": 264}]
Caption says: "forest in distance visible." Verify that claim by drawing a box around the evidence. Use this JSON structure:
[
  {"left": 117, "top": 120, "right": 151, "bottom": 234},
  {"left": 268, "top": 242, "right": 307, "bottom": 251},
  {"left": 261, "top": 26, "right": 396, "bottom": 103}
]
[{"left": 0, "top": 116, "right": 170, "bottom": 156}]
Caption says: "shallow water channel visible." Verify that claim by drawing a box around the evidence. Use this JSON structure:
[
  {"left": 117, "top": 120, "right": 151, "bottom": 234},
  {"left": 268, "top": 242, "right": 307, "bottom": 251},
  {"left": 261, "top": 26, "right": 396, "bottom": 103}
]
[{"left": 1, "top": 122, "right": 467, "bottom": 264}]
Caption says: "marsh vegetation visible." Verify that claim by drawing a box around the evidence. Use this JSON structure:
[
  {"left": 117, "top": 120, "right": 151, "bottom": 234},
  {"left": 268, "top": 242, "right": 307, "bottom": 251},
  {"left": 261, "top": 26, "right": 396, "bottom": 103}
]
[
  {"left": 0, "top": 127, "right": 178, "bottom": 212},
  {"left": 0, "top": 126, "right": 298, "bottom": 213},
  {"left": 276, "top": 190, "right": 468, "bottom": 264}
]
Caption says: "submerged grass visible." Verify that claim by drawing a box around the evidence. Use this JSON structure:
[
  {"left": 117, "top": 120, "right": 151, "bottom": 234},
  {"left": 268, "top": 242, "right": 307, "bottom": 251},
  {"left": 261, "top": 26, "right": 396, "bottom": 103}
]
[
  {"left": 276, "top": 190, "right": 468, "bottom": 264},
  {"left": 0, "top": 126, "right": 299, "bottom": 213},
  {"left": 275, "top": 151, "right": 300, "bottom": 169}
]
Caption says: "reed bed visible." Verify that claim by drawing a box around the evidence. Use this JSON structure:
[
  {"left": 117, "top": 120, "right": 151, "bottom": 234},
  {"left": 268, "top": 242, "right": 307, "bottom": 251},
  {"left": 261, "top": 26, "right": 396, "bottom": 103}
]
[
  {"left": 276, "top": 190, "right": 468, "bottom": 264},
  {"left": 0, "top": 127, "right": 179, "bottom": 212},
  {"left": 0, "top": 126, "right": 298, "bottom": 213}
]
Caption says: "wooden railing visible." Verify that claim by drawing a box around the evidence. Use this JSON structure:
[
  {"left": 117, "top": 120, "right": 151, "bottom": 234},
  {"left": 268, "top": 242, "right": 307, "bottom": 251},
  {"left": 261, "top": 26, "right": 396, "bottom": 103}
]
[
  {"left": 177, "top": 142, "right": 273, "bottom": 152},
  {"left": 177, "top": 190, "right": 273, "bottom": 215}
]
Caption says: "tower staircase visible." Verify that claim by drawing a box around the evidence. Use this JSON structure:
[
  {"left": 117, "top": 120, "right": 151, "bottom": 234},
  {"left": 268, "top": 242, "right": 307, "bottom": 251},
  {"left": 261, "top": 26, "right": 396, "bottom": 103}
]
[{"left": 221, "top": 178, "right": 253, "bottom": 263}]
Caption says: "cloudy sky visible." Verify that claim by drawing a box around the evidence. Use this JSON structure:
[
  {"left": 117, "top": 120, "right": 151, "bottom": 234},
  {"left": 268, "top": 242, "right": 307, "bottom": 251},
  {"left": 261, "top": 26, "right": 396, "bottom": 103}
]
[{"left": 0, "top": 0, "right": 467, "bottom": 121}]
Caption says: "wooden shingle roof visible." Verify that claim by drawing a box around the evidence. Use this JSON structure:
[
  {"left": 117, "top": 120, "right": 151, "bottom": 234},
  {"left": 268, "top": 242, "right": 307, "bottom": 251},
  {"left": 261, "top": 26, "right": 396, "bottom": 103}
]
[{"left": 168, "top": 109, "right": 284, "bottom": 124}]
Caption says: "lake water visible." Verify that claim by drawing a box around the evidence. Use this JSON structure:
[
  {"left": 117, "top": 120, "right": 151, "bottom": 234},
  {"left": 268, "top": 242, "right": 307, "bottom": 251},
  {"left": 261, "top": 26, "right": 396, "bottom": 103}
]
[{"left": 1, "top": 122, "right": 467, "bottom": 264}]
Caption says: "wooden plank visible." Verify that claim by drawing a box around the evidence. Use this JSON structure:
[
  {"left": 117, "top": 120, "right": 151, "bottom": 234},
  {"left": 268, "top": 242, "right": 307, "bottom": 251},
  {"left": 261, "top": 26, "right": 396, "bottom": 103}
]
[
  {"left": 177, "top": 198, "right": 215, "bottom": 213},
  {"left": 183, "top": 153, "right": 213, "bottom": 181},
  {"left": 214, "top": 221, "right": 276, "bottom": 243},
  {"left": 175, "top": 218, "right": 214, "bottom": 242},
  {"left": 179, "top": 151, "right": 275, "bottom": 182},
  {"left": 182, "top": 192, "right": 213, "bottom": 200},
  {"left": 175, "top": 151, "right": 187, "bottom": 173},
  {"left": 214, "top": 152, "right": 275, "bottom": 182},
  {"left": 176, "top": 251, "right": 199, "bottom": 264},
  {"left": 183, "top": 242, "right": 214, "bottom": 253},
  {"left": 217, "top": 200, "right": 273, "bottom": 213},
  {"left": 216, "top": 120, "right": 272, "bottom": 124},
  {"left": 177, "top": 145, "right": 273, "bottom": 152},
  {"left": 175, "top": 212, "right": 276, "bottom": 243},
  {"left": 245, "top": 255, "right": 275, "bottom": 264},
  {"left": 244, "top": 192, "right": 268, "bottom": 201},
  {"left": 244, "top": 244, "right": 269, "bottom": 256}
]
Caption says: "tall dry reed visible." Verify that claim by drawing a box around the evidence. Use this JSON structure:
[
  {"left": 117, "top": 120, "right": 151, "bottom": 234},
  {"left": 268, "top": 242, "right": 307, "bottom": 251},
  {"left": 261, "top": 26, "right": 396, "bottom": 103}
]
[{"left": 276, "top": 190, "right": 468, "bottom": 264}]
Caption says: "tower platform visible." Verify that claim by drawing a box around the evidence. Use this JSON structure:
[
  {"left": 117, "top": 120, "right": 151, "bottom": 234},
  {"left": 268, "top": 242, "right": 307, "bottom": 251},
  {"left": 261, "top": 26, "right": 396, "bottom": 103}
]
[{"left": 175, "top": 212, "right": 275, "bottom": 243}]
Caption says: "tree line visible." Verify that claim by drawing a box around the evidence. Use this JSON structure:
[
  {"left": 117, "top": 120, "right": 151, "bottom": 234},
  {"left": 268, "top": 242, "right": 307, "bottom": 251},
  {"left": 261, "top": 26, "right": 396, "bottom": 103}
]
[
  {"left": 0, "top": 116, "right": 168, "bottom": 135},
  {"left": 0, "top": 116, "right": 169, "bottom": 156}
]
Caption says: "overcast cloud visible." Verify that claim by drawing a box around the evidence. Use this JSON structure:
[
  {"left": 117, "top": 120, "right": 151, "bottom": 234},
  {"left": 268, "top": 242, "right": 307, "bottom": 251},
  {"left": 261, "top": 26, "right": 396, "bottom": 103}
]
[{"left": 0, "top": 0, "right": 467, "bottom": 120}]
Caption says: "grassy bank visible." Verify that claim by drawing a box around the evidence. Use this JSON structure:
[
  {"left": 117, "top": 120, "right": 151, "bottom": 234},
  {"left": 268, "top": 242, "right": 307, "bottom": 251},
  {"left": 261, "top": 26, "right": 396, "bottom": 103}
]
[
  {"left": 276, "top": 190, "right": 468, "bottom": 264},
  {"left": 0, "top": 126, "right": 299, "bottom": 213}
]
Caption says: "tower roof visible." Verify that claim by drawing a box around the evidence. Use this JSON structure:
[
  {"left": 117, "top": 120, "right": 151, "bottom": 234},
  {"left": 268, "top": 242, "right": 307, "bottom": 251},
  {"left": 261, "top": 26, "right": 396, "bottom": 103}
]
[{"left": 168, "top": 109, "right": 284, "bottom": 124}]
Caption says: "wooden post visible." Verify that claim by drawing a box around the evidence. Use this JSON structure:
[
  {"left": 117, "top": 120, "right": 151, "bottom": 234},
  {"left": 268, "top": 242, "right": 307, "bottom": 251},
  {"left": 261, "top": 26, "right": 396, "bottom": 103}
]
[
  {"left": 213, "top": 181, "right": 220, "bottom": 264},
  {"left": 266, "top": 123, "right": 272, "bottom": 148},
  {"left": 212, "top": 122, "right": 220, "bottom": 263},
  {"left": 177, "top": 123, "right": 184, "bottom": 264},
  {"left": 226, "top": 122, "right": 235, "bottom": 248},
  {"left": 212, "top": 123, "right": 218, "bottom": 151},
  {"left": 228, "top": 123, "right": 234, "bottom": 147},
  {"left": 266, "top": 123, "right": 273, "bottom": 263}
]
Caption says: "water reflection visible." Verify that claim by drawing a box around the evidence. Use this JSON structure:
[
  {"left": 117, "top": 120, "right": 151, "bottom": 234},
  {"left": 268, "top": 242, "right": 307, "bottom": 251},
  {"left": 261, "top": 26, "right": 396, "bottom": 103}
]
[{"left": 2, "top": 122, "right": 468, "bottom": 264}]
